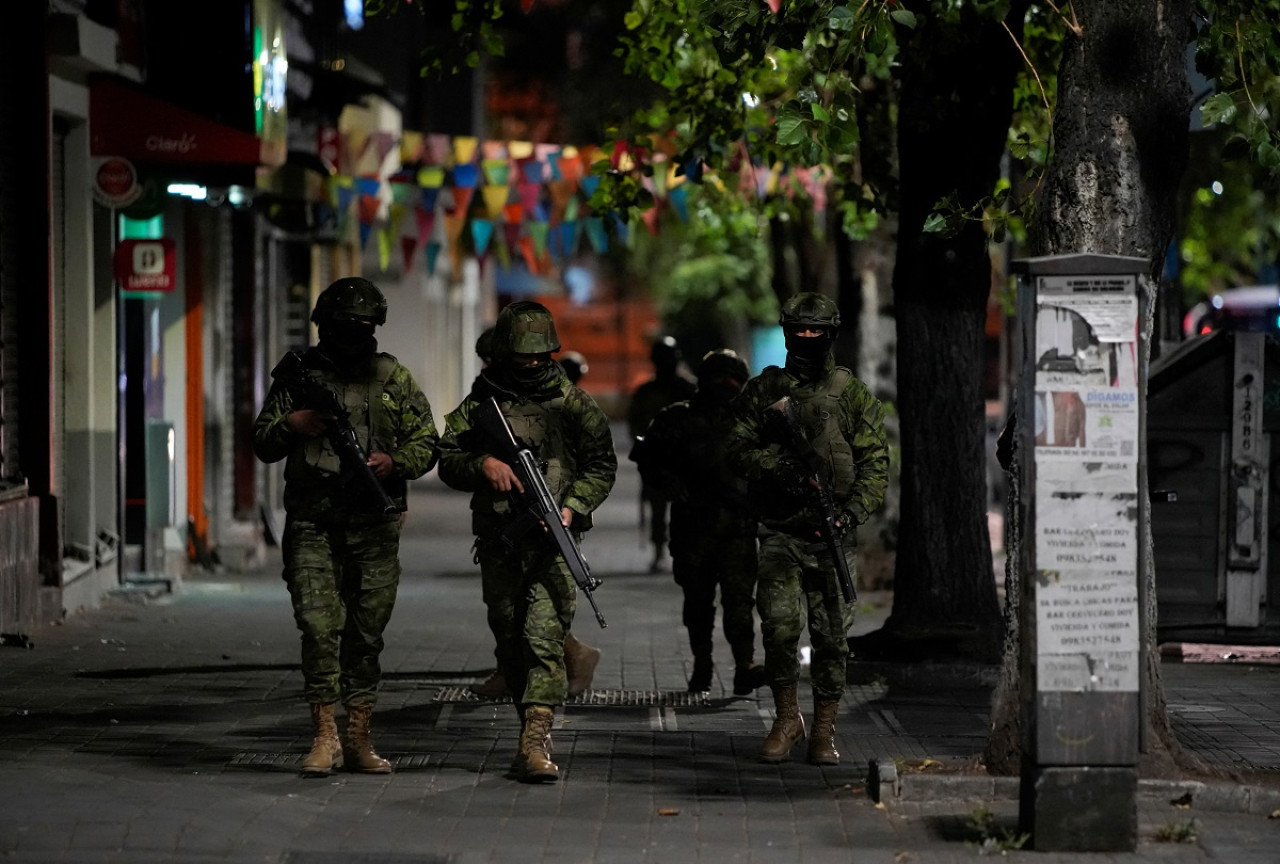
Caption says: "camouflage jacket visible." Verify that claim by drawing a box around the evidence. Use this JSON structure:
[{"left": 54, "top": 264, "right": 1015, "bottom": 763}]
[
  {"left": 437, "top": 367, "right": 617, "bottom": 535},
  {"left": 725, "top": 358, "right": 888, "bottom": 538},
  {"left": 631, "top": 397, "right": 755, "bottom": 540},
  {"left": 252, "top": 347, "right": 439, "bottom": 520}
]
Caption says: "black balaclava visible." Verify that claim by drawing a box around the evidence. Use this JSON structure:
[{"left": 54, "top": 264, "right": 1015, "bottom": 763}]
[
  {"left": 695, "top": 377, "right": 742, "bottom": 409},
  {"left": 318, "top": 318, "right": 377, "bottom": 366},
  {"left": 783, "top": 327, "right": 833, "bottom": 381},
  {"left": 499, "top": 354, "right": 562, "bottom": 396}
]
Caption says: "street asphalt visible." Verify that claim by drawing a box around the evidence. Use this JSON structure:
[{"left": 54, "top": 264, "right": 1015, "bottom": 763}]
[{"left": 1, "top": 424, "right": 1277, "bottom": 863}]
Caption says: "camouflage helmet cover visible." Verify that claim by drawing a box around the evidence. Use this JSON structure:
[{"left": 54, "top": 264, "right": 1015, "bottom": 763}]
[
  {"left": 778, "top": 292, "right": 840, "bottom": 329},
  {"left": 696, "top": 348, "right": 749, "bottom": 384},
  {"left": 494, "top": 300, "right": 561, "bottom": 355},
  {"left": 312, "top": 277, "right": 388, "bottom": 326}
]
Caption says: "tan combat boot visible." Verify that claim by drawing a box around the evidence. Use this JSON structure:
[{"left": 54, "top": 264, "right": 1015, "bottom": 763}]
[
  {"left": 301, "top": 703, "right": 343, "bottom": 777},
  {"left": 565, "top": 633, "right": 601, "bottom": 698},
  {"left": 808, "top": 698, "right": 841, "bottom": 765},
  {"left": 758, "top": 684, "right": 806, "bottom": 763},
  {"left": 344, "top": 702, "right": 393, "bottom": 774},
  {"left": 514, "top": 704, "right": 559, "bottom": 783}
]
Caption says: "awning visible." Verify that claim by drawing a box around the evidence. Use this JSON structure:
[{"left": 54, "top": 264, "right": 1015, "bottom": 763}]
[{"left": 90, "top": 77, "right": 284, "bottom": 169}]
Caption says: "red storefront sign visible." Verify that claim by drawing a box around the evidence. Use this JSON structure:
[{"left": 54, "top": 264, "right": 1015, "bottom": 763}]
[
  {"left": 90, "top": 77, "right": 281, "bottom": 167},
  {"left": 114, "top": 239, "right": 177, "bottom": 293}
]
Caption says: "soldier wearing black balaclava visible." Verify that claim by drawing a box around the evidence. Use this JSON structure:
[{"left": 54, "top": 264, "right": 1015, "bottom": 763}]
[
  {"left": 725, "top": 292, "right": 889, "bottom": 766},
  {"left": 253, "top": 277, "right": 439, "bottom": 777}
]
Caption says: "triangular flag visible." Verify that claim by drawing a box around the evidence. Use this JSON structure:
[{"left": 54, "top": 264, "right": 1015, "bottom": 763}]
[
  {"left": 415, "top": 207, "right": 437, "bottom": 246},
  {"left": 585, "top": 217, "right": 608, "bottom": 253},
  {"left": 358, "top": 194, "right": 381, "bottom": 226},
  {"left": 388, "top": 201, "right": 408, "bottom": 240},
  {"left": 420, "top": 186, "right": 441, "bottom": 213},
  {"left": 503, "top": 202, "right": 524, "bottom": 224},
  {"left": 377, "top": 225, "right": 393, "bottom": 270},
  {"left": 401, "top": 234, "right": 418, "bottom": 271},
  {"left": 453, "top": 136, "right": 479, "bottom": 165},
  {"left": 641, "top": 204, "right": 660, "bottom": 235},
  {"left": 609, "top": 212, "right": 630, "bottom": 246},
  {"left": 517, "top": 182, "right": 543, "bottom": 219},
  {"left": 560, "top": 221, "right": 581, "bottom": 258},
  {"left": 425, "top": 134, "right": 452, "bottom": 165},
  {"left": 452, "top": 163, "right": 480, "bottom": 188},
  {"left": 554, "top": 152, "right": 582, "bottom": 183},
  {"left": 356, "top": 175, "right": 381, "bottom": 198},
  {"left": 518, "top": 235, "right": 540, "bottom": 273},
  {"left": 447, "top": 186, "right": 475, "bottom": 215},
  {"left": 495, "top": 233, "right": 512, "bottom": 270},
  {"left": 425, "top": 241, "right": 442, "bottom": 276},
  {"left": 527, "top": 220, "right": 550, "bottom": 260},
  {"left": 502, "top": 220, "right": 522, "bottom": 256},
  {"left": 519, "top": 158, "right": 544, "bottom": 184},
  {"left": 580, "top": 175, "right": 601, "bottom": 200},
  {"left": 390, "top": 180, "right": 416, "bottom": 206},
  {"left": 471, "top": 219, "right": 495, "bottom": 257},
  {"left": 564, "top": 196, "right": 580, "bottom": 223},
  {"left": 359, "top": 220, "right": 373, "bottom": 249},
  {"left": 509, "top": 141, "right": 534, "bottom": 159},
  {"left": 482, "top": 184, "right": 510, "bottom": 218},
  {"left": 668, "top": 185, "right": 690, "bottom": 224},
  {"left": 482, "top": 158, "right": 510, "bottom": 186},
  {"left": 400, "top": 130, "right": 424, "bottom": 164},
  {"left": 482, "top": 140, "right": 508, "bottom": 161},
  {"left": 418, "top": 166, "right": 446, "bottom": 188}
]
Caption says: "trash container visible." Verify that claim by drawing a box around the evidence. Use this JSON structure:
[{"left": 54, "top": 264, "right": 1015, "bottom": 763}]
[{"left": 1148, "top": 329, "right": 1280, "bottom": 643}]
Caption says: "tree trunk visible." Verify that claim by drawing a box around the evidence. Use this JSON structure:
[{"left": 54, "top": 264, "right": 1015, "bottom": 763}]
[
  {"left": 985, "top": 0, "right": 1221, "bottom": 779},
  {"left": 859, "top": 3, "right": 1029, "bottom": 663}
]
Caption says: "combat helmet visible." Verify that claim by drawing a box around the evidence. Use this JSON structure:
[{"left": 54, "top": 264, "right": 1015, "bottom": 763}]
[
  {"left": 311, "top": 277, "right": 388, "bottom": 326},
  {"left": 493, "top": 300, "right": 561, "bottom": 356},
  {"left": 778, "top": 292, "right": 840, "bottom": 330},
  {"left": 650, "top": 335, "right": 682, "bottom": 367},
  {"left": 696, "top": 349, "right": 749, "bottom": 384}
]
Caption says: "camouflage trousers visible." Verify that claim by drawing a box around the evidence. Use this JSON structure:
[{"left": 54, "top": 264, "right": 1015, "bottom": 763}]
[
  {"left": 282, "top": 514, "right": 402, "bottom": 706},
  {"left": 474, "top": 532, "right": 578, "bottom": 707},
  {"left": 756, "top": 528, "right": 857, "bottom": 701},
  {"left": 670, "top": 530, "right": 759, "bottom": 668}
]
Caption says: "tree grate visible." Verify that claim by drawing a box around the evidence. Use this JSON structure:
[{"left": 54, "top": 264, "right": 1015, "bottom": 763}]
[{"left": 433, "top": 687, "right": 711, "bottom": 707}]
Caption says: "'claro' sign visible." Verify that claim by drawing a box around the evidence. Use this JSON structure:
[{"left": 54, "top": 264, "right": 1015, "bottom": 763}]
[{"left": 114, "top": 238, "right": 177, "bottom": 293}]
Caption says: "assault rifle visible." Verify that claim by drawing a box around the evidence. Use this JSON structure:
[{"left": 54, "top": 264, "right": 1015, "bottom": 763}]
[
  {"left": 767, "top": 396, "right": 856, "bottom": 603},
  {"left": 473, "top": 396, "right": 607, "bottom": 628},
  {"left": 271, "top": 350, "right": 401, "bottom": 516}
]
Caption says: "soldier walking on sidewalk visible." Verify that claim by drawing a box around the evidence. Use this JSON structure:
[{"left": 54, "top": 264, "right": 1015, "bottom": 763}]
[
  {"left": 437, "top": 301, "right": 617, "bottom": 783},
  {"left": 253, "top": 278, "right": 439, "bottom": 777},
  {"left": 725, "top": 293, "right": 888, "bottom": 766}
]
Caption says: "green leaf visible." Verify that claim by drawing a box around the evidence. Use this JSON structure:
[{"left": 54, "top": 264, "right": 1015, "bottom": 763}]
[
  {"left": 811, "top": 103, "right": 831, "bottom": 123},
  {"left": 828, "top": 6, "right": 855, "bottom": 32},
  {"left": 776, "top": 111, "right": 809, "bottom": 146},
  {"left": 922, "top": 213, "right": 948, "bottom": 233},
  {"left": 889, "top": 9, "right": 918, "bottom": 29},
  {"left": 1199, "top": 93, "right": 1236, "bottom": 127}
]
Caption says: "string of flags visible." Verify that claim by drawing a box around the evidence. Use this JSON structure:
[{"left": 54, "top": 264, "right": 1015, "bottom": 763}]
[{"left": 320, "top": 129, "right": 832, "bottom": 277}]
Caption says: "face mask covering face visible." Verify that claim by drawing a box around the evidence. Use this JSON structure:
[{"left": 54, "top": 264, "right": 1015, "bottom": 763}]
[
  {"left": 507, "top": 356, "right": 555, "bottom": 388},
  {"left": 319, "top": 319, "right": 377, "bottom": 363}
]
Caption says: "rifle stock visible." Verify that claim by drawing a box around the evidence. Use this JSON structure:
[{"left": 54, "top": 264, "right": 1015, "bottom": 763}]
[
  {"left": 473, "top": 397, "right": 607, "bottom": 628},
  {"left": 271, "top": 351, "right": 401, "bottom": 516},
  {"left": 768, "top": 396, "right": 856, "bottom": 603}
]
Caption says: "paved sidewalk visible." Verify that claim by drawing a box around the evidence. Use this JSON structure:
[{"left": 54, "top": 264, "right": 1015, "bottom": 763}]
[{"left": 1, "top": 431, "right": 1277, "bottom": 862}]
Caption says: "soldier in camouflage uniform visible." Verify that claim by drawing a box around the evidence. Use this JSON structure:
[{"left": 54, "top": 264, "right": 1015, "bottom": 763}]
[
  {"left": 630, "top": 350, "right": 767, "bottom": 696},
  {"left": 253, "top": 277, "right": 439, "bottom": 777},
  {"left": 725, "top": 293, "right": 888, "bottom": 766},
  {"left": 437, "top": 301, "right": 617, "bottom": 783}
]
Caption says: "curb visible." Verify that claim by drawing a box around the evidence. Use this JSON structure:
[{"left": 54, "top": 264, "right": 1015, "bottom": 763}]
[
  {"left": 847, "top": 660, "right": 1000, "bottom": 689},
  {"left": 869, "top": 759, "right": 1280, "bottom": 814}
]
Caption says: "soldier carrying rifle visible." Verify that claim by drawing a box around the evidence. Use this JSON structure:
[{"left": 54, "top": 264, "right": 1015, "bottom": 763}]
[
  {"left": 253, "top": 277, "right": 439, "bottom": 777},
  {"left": 437, "top": 301, "right": 617, "bottom": 784},
  {"left": 725, "top": 292, "right": 889, "bottom": 767}
]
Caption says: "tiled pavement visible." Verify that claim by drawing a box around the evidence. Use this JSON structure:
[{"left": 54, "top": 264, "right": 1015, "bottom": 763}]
[{"left": 1, "top": 433, "right": 1277, "bottom": 862}]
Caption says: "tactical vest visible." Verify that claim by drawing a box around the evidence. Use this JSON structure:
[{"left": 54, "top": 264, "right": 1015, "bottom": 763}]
[
  {"left": 486, "top": 394, "right": 572, "bottom": 516},
  {"left": 759, "top": 365, "right": 857, "bottom": 499},
  {"left": 295, "top": 353, "right": 399, "bottom": 481}
]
